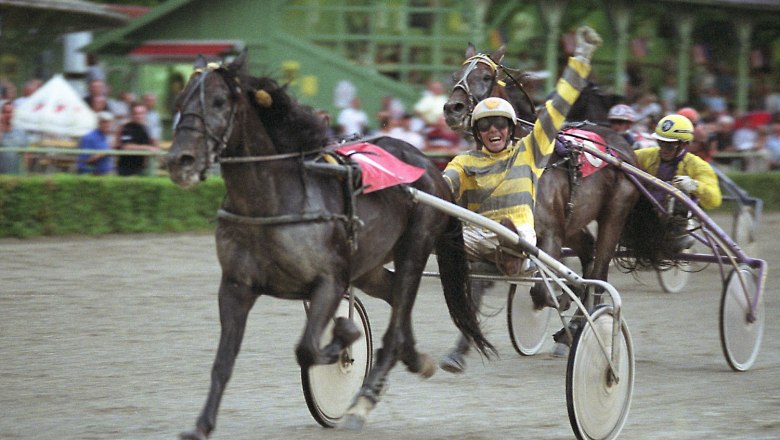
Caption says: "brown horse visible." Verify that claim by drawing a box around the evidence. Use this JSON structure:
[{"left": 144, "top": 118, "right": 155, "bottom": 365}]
[
  {"left": 443, "top": 44, "right": 640, "bottom": 345},
  {"left": 166, "top": 51, "right": 493, "bottom": 438}
]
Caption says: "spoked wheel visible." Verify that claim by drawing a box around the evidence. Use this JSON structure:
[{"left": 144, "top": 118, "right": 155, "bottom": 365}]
[
  {"left": 656, "top": 264, "right": 690, "bottom": 294},
  {"left": 302, "top": 296, "right": 373, "bottom": 427},
  {"left": 656, "top": 246, "right": 695, "bottom": 294},
  {"left": 732, "top": 206, "right": 756, "bottom": 249},
  {"left": 720, "top": 266, "right": 764, "bottom": 372},
  {"left": 507, "top": 284, "right": 552, "bottom": 356},
  {"left": 567, "top": 305, "right": 634, "bottom": 440}
]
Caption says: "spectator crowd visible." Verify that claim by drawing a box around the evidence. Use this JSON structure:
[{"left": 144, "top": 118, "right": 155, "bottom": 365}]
[
  {"left": 0, "top": 77, "right": 163, "bottom": 176},
  {"left": 2, "top": 61, "right": 780, "bottom": 175}
]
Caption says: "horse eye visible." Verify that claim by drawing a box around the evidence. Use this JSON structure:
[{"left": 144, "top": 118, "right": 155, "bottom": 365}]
[
  {"left": 213, "top": 98, "right": 225, "bottom": 107},
  {"left": 482, "top": 74, "right": 493, "bottom": 82}
]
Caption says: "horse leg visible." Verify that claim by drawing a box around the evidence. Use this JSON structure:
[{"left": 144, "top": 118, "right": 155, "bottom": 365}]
[
  {"left": 530, "top": 223, "right": 566, "bottom": 310},
  {"left": 353, "top": 266, "right": 396, "bottom": 306},
  {"left": 295, "top": 276, "right": 358, "bottom": 369},
  {"left": 342, "top": 245, "right": 430, "bottom": 430},
  {"left": 180, "top": 276, "right": 258, "bottom": 440}
]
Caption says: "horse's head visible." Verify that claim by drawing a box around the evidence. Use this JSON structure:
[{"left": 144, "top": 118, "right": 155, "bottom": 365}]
[
  {"left": 444, "top": 44, "right": 537, "bottom": 137},
  {"left": 443, "top": 44, "right": 506, "bottom": 132},
  {"left": 167, "top": 51, "right": 249, "bottom": 188}
]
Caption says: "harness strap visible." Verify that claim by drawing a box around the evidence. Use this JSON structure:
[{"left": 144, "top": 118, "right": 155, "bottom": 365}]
[{"left": 217, "top": 208, "right": 350, "bottom": 225}]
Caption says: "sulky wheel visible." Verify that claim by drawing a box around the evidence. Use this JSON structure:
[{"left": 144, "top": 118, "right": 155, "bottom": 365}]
[
  {"left": 507, "top": 284, "right": 552, "bottom": 356},
  {"left": 732, "top": 206, "right": 756, "bottom": 251},
  {"left": 656, "top": 246, "right": 697, "bottom": 294},
  {"left": 302, "top": 296, "right": 373, "bottom": 427},
  {"left": 566, "top": 305, "right": 634, "bottom": 440},
  {"left": 720, "top": 266, "right": 764, "bottom": 372},
  {"left": 656, "top": 263, "right": 691, "bottom": 294}
]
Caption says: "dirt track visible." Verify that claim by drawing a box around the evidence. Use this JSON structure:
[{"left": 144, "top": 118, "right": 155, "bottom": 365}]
[{"left": 1, "top": 213, "right": 778, "bottom": 440}]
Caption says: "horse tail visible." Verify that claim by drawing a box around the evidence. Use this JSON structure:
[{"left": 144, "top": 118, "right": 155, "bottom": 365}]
[
  {"left": 615, "top": 195, "right": 677, "bottom": 272},
  {"left": 435, "top": 215, "right": 496, "bottom": 358}
]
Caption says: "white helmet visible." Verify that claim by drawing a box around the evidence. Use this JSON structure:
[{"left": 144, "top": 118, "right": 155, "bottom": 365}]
[
  {"left": 607, "top": 104, "right": 637, "bottom": 122},
  {"left": 471, "top": 97, "right": 516, "bottom": 127}
]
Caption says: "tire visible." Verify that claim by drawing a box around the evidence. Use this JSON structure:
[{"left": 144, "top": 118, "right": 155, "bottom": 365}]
[
  {"left": 719, "top": 266, "right": 764, "bottom": 372},
  {"left": 732, "top": 206, "right": 755, "bottom": 249},
  {"left": 656, "top": 263, "right": 690, "bottom": 294},
  {"left": 302, "top": 296, "right": 373, "bottom": 427},
  {"left": 567, "top": 306, "right": 634, "bottom": 440},
  {"left": 656, "top": 246, "right": 696, "bottom": 294},
  {"left": 507, "top": 284, "right": 552, "bottom": 356}
]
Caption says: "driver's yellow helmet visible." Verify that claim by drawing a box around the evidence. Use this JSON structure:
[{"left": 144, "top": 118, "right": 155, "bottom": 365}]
[
  {"left": 471, "top": 97, "right": 516, "bottom": 127},
  {"left": 652, "top": 114, "right": 694, "bottom": 142}
]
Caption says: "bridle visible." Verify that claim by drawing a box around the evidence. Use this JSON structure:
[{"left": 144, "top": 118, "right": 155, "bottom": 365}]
[
  {"left": 174, "top": 65, "right": 325, "bottom": 172},
  {"left": 174, "top": 65, "right": 239, "bottom": 172},
  {"left": 451, "top": 53, "right": 537, "bottom": 128}
]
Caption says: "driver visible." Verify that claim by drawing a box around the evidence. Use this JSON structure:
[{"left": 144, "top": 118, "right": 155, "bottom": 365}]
[
  {"left": 635, "top": 113, "right": 722, "bottom": 251},
  {"left": 440, "top": 26, "right": 602, "bottom": 373}
]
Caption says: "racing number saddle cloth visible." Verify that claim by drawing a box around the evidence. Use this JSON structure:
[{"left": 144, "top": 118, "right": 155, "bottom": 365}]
[
  {"left": 561, "top": 128, "right": 612, "bottom": 178},
  {"left": 334, "top": 142, "right": 426, "bottom": 193}
]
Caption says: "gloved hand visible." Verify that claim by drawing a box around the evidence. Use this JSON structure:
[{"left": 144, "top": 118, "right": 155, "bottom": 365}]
[
  {"left": 672, "top": 175, "right": 698, "bottom": 193},
  {"left": 573, "top": 26, "right": 603, "bottom": 62}
]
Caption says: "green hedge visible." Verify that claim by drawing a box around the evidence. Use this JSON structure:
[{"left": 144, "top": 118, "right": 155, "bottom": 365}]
[
  {"left": 0, "top": 174, "right": 224, "bottom": 238},
  {"left": 727, "top": 172, "right": 780, "bottom": 212},
  {"left": 0, "top": 172, "right": 778, "bottom": 238}
]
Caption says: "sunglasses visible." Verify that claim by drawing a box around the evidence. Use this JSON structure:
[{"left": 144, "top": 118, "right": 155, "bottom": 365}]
[
  {"left": 476, "top": 116, "right": 509, "bottom": 132},
  {"left": 658, "top": 141, "right": 679, "bottom": 151}
]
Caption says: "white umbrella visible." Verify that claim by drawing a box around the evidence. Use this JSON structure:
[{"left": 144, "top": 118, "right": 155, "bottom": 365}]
[{"left": 13, "top": 74, "right": 97, "bottom": 138}]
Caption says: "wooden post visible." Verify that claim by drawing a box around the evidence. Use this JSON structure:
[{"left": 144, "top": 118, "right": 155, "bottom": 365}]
[
  {"left": 609, "top": 4, "right": 632, "bottom": 98},
  {"left": 734, "top": 16, "right": 753, "bottom": 114},
  {"left": 674, "top": 13, "right": 694, "bottom": 107},
  {"left": 536, "top": 0, "right": 568, "bottom": 93}
]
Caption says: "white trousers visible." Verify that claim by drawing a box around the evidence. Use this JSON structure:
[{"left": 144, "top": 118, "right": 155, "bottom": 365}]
[{"left": 462, "top": 223, "right": 537, "bottom": 265}]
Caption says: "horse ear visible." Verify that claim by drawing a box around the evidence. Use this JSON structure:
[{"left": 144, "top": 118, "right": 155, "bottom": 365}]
[
  {"left": 194, "top": 55, "right": 207, "bottom": 70},
  {"left": 491, "top": 45, "right": 506, "bottom": 64},
  {"left": 465, "top": 43, "right": 477, "bottom": 58},
  {"left": 229, "top": 48, "right": 248, "bottom": 73}
]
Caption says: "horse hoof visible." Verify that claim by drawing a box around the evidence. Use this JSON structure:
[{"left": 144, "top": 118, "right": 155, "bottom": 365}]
[
  {"left": 556, "top": 293, "right": 572, "bottom": 311},
  {"left": 551, "top": 342, "right": 570, "bottom": 358},
  {"left": 417, "top": 352, "right": 437, "bottom": 379},
  {"left": 333, "top": 317, "right": 361, "bottom": 347},
  {"left": 339, "top": 413, "right": 366, "bottom": 431},
  {"left": 439, "top": 351, "right": 466, "bottom": 374},
  {"left": 179, "top": 430, "right": 207, "bottom": 440},
  {"left": 530, "top": 286, "right": 556, "bottom": 310}
]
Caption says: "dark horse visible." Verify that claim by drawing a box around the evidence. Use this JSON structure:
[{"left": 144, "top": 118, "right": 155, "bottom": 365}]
[
  {"left": 443, "top": 44, "right": 639, "bottom": 339},
  {"left": 167, "top": 51, "right": 493, "bottom": 438}
]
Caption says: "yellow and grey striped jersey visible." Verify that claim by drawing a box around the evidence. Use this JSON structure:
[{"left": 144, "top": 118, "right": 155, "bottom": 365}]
[{"left": 443, "top": 57, "right": 592, "bottom": 230}]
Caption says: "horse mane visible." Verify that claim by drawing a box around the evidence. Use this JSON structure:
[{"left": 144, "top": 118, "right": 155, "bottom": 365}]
[{"left": 244, "top": 75, "right": 329, "bottom": 153}]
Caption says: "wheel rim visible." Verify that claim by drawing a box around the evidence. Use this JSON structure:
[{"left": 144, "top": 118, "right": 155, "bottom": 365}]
[
  {"left": 567, "top": 308, "right": 634, "bottom": 440},
  {"left": 508, "top": 285, "right": 552, "bottom": 356},
  {"left": 657, "top": 264, "right": 691, "bottom": 293},
  {"left": 720, "top": 267, "right": 764, "bottom": 371},
  {"left": 733, "top": 208, "right": 755, "bottom": 248},
  {"left": 303, "top": 297, "right": 372, "bottom": 426}
]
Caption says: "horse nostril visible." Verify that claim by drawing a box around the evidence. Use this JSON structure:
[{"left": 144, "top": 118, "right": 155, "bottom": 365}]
[
  {"left": 178, "top": 153, "right": 196, "bottom": 169},
  {"left": 444, "top": 102, "right": 465, "bottom": 115}
]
